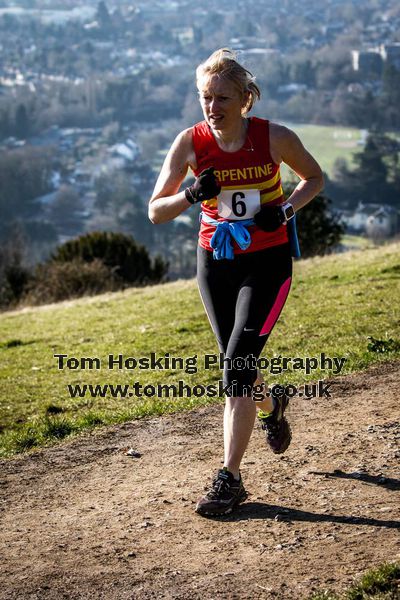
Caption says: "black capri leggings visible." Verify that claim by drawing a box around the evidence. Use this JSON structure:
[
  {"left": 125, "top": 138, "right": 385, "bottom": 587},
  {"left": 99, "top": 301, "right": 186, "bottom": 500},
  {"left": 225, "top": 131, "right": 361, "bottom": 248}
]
[{"left": 197, "top": 243, "right": 293, "bottom": 396}]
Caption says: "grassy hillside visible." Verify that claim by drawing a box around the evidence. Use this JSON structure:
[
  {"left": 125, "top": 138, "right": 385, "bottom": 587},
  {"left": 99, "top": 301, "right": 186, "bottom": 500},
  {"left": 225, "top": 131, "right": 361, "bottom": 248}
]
[{"left": 1, "top": 242, "right": 399, "bottom": 457}]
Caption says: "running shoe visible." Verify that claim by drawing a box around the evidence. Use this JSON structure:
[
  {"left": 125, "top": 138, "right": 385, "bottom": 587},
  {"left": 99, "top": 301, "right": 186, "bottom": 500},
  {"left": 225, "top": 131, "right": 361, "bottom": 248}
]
[
  {"left": 258, "top": 386, "right": 291, "bottom": 454},
  {"left": 195, "top": 467, "right": 248, "bottom": 517}
]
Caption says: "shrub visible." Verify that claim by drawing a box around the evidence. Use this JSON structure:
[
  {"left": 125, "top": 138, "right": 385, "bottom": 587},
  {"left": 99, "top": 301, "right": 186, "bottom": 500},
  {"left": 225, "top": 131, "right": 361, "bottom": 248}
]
[
  {"left": 50, "top": 231, "right": 168, "bottom": 285},
  {"left": 0, "top": 237, "right": 32, "bottom": 309},
  {"left": 20, "top": 231, "right": 169, "bottom": 306},
  {"left": 22, "top": 258, "right": 120, "bottom": 305}
]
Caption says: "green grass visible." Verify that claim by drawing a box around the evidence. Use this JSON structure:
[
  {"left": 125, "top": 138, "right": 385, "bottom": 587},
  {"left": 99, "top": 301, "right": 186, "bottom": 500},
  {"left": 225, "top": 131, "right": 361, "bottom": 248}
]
[
  {"left": 284, "top": 123, "right": 364, "bottom": 177},
  {"left": 340, "top": 235, "right": 375, "bottom": 250},
  {"left": 309, "top": 562, "right": 400, "bottom": 599},
  {"left": 1, "top": 242, "right": 400, "bottom": 457}
]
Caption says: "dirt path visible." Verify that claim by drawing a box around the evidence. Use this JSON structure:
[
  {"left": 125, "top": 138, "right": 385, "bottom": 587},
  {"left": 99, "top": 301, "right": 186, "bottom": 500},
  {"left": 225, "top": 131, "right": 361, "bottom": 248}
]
[{"left": 1, "top": 362, "right": 399, "bottom": 600}]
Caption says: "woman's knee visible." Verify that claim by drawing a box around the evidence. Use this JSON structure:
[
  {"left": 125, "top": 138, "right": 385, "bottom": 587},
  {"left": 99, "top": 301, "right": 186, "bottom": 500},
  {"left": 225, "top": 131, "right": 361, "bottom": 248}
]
[{"left": 223, "top": 362, "right": 258, "bottom": 396}]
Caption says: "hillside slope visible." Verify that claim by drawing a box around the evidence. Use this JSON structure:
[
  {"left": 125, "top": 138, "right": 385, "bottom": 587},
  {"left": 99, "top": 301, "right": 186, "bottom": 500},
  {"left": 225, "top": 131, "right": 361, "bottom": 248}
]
[{"left": 1, "top": 242, "right": 400, "bottom": 456}]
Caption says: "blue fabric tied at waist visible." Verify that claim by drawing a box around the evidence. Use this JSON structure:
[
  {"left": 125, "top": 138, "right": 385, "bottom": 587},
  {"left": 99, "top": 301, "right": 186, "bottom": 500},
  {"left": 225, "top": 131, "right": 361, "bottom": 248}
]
[
  {"left": 201, "top": 214, "right": 254, "bottom": 260},
  {"left": 200, "top": 212, "right": 301, "bottom": 260}
]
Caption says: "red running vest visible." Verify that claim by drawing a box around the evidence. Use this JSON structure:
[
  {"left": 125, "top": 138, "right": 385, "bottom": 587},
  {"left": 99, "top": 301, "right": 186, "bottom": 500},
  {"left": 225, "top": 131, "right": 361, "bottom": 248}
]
[{"left": 192, "top": 116, "right": 288, "bottom": 254}]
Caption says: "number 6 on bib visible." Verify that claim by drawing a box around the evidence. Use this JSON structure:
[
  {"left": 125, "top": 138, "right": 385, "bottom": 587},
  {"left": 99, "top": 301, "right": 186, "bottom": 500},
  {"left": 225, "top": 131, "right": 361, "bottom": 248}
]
[{"left": 217, "top": 189, "right": 260, "bottom": 220}]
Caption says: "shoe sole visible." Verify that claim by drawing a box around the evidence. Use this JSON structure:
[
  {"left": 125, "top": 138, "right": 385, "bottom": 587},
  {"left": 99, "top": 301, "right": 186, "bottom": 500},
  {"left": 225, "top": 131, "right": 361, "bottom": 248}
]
[
  {"left": 195, "top": 490, "right": 248, "bottom": 517},
  {"left": 271, "top": 420, "right": 292, "bottom": 454}
]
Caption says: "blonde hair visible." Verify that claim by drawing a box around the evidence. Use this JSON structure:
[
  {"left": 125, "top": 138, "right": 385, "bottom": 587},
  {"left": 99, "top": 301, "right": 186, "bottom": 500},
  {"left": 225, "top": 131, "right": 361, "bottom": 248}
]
[{"left": 196, "top": 48, "right": 261, "bottom": 114}]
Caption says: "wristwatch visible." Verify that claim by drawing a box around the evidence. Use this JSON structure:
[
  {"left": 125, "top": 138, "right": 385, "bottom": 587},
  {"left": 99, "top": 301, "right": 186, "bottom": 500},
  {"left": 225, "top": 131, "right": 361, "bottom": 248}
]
[{"left": 281, "top": 202, "right": 295, "bottom": 222}]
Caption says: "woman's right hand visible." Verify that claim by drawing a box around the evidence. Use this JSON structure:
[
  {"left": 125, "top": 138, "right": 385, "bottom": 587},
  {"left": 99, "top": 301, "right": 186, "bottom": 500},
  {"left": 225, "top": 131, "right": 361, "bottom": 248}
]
[{"left": 185, "top": 167, "right": 221, "bottom": 204}]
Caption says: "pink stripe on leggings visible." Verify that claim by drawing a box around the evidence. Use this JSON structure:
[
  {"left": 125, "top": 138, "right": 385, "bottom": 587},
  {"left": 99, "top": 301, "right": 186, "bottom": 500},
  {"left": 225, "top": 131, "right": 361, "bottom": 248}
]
[{"left": 259, "top": 276, "right": 292, "bottom": 336}]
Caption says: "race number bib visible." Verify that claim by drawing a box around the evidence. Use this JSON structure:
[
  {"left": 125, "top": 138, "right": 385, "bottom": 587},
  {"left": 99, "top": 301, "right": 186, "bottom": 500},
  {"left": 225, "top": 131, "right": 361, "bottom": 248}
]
[{"left": 217, "top": 189, "right": 260, "bottom": 220}]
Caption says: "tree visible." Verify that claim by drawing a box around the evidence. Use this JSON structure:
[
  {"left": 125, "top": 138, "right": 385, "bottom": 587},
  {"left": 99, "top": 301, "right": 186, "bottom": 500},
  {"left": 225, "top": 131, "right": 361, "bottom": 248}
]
[
  {"left": 288, "top": 51, "right": 316, "bottom": 86},
  {"left": 0, "top": 147, "right": 53, "bottom": 234},
  {"left": 15, "top": 104, "right": 30, "bottom": 139},
  {"left": 331, "top": 132, "right": 400, "bottom": 208},
  {"left": 350, "top": 134, "right": 391, "bottom": 205},
  {"left": 96, "top": 1, "right": 111, "bottom": 29},
  {"left": 328, "top": 159, "right": 355, "bottom": 207},
  {"left": 94, "top": 172, "right": 152, "bottom": 245},
  {"left": 50, "top": 186, "right": 82, "bottom": 224},
  {"left": 381, "top": 63, "right": 400, "bottom": 129},
  {"left": 330, "top": 86, "right": 379, "bottom": 128},
  {"left": 369, "top": 133, "right": 400, "bottom": 185},
  {"left": 0, "top": 225, "right": 32, "bottom": 308}
]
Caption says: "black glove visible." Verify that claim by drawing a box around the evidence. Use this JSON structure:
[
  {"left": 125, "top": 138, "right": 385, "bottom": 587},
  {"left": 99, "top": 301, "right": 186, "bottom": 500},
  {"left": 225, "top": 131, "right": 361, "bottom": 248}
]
[
  {"left": 185, "top": 167, "right": 221, "bottom": 204},
  {"left": 253, "top": 204, "right": 286, "bottom": 232}
]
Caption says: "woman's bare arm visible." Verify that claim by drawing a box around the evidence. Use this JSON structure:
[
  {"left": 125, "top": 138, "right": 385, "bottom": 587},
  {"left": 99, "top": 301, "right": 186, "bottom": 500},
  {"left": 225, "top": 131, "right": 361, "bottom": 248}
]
[
  {"left": 270, "top": 124, "right": 324, "bottom": 211},
  {"left": 148, "top": 128, "right": 196, "bottom": 224}
]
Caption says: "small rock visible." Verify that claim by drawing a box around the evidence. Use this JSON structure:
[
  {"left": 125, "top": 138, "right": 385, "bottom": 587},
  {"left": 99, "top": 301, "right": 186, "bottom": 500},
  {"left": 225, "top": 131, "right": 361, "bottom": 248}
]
[
  {"left": 139, "top": 521, "right": 153, "bottom": 528},
  {"left": 256, "top": 584, "right": 273, "bottom": 592},
  {"left": 274, "top": 513, "right": 287, "bottom": 521},
  {"left": 126, "top": 448, "right": 142, "bottom": 458},
  {"left": 355, "top": 464, "right": 367, "bottom": 472}
]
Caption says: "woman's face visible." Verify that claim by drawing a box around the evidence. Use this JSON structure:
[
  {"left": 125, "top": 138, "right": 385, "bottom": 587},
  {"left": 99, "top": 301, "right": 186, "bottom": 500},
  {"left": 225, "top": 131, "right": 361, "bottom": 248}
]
[{"left": 198, "top": 74, "right": 246, "bottom": 132}]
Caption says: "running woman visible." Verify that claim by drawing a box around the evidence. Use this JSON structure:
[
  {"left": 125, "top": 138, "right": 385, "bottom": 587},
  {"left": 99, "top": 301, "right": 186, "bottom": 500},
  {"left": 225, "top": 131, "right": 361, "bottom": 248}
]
[{"left": 148, "top": 49, "right": 323, "bottom": 517}]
